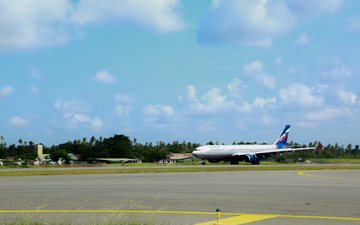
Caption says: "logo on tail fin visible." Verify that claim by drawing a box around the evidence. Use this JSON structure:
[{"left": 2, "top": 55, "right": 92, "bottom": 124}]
[{"left": 274, "top": 125, "right": 290, "bottom": 148}]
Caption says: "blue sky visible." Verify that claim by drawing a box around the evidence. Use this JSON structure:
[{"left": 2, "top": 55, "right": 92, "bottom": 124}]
[{"left": 0, "top": 0, "right": 359, "bottom": 146}]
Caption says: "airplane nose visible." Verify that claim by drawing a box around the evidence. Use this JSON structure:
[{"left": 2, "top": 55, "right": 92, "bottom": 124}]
[{"left": 192, "top": 151, "right": 200, "bottom": 158}]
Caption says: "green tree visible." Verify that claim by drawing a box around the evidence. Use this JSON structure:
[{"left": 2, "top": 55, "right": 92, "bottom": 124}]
[
  {"left": 0, "top": 145, "right": 7, "bottom": 158},
  {"left": 346, "top": 144, "right": 352, "bottom": 151},
  {"left": 0, "top": 136, "right": 5, "bottom": 147},
  {"left": 50, "top": 149, "right": 70, "bottom": 163},
  {"left": 103, "top": 134, "right": 133, "bottom": 158}
]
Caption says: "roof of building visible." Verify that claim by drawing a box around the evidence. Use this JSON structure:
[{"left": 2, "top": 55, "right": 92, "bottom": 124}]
[
  {"left": 88, "top": 158, "right": 140, "bottom": 163},
  {"left": 68, "top": 153, "right": 78, "bottom": 160},
  {"left": 38, "top": 154, "right": 51, "bottom": 161},
  {"left": 168, "top": 153, "right": 193, "bottom": 160}
]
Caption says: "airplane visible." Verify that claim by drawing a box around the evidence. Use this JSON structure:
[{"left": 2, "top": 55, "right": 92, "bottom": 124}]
[{"left": 192, "top": 125, "right": 314, "bottom": 165}]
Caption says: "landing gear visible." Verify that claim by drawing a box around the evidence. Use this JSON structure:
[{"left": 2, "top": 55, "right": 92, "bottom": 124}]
[
  {"left": 251, "top": 161, "right": 260, "bottom": 165},
  {"left": 230, "top": 160, "right": 239, "bottom": 165},
  {"left": 208, "top": 159, "right": 221, "bottom": 163}
]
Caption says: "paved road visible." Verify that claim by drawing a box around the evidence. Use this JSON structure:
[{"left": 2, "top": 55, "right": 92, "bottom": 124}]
[{"left": 0, "top": 170, "right": 359, "bottom": 224}]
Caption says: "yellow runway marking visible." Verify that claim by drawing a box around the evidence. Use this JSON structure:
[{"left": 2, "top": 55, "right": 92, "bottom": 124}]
[
  {"left": 297, "top": 171, "right": 360, "bottom": 180},
  {"left": 194, "top": 214, "right": 277, "bottom": 225},
  {"left": 1, "top": 209, "right": 360, "bottom": 224},
  {"left": 195, "top": 213, "right": 360, "bottom": 225}
]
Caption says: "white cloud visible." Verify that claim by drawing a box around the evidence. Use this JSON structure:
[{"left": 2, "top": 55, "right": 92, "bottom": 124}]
[
  {"left": 185, "top": 85, "right": 251, "bottom": 115},
  {"left": 143, "top": 104, "right": 175, "bottom": 118},
  {"left": 303, "top": 107, "right": 351, "bottom": 122},
  {"left": 142, "top": 104, "right": 178, "bottom": 129},
  {"left": 64, "top": 113, "right": 103, "bottom": 131},
  {"left": 202, "top": 88, "right": 228, "bottom": 108},
  {"left": 115, "top": 105, "right": 133, "bottom": 117},
  {"left": 296, "top": 33, "right": 309, "bottom": 44},
  {"left": 257, "top": 74, "right": 276, "bottom": 89},
  {"left": 227, "top": 78, "right": 241, "bottom": 93},
  {"left": 338, "top": 90, "right": 357, "bottom": 105},
  {"left": 0, "top": 0, "right": 185, "bottom": 50},
  {"left": 198, "top": 0, "right": 342, "bottom": 46},
  {"left": 323, "top": 63, "right": 352, "bottom": 79},
  {"left": 243, "top": 60, "right": 264, "bottom": 74},
  {"left": 9, "top": 116, "right": 29, "bottom": 127},
  {"left": 287, "top": 0, "right": 343, "bottom": 16},
  {"left": 114, "top": 93, "right": 135, "bottom": 117},
  {"left": 88, "top": 116, "right": 103, "bottom": 131},
  {"left": 279, "top": 83, "right": 324, "bottom": 107},
  {"left": 94, "top": 70, "right": 117, "bottom": 84},
  {"left": 54, "top": 98, "right": 90, "bottom": 113},
  {"left": 236, "top": 101, "right": 253, "bottom": 114},
  {"left": 253, "top": 97, "right": 277, "bottom": 108},
  {"left": 0, "top": 0, "right": 71, "bottom": 49},
  {"left": 114, "top": 93, "right": 135, "bottom": 104},
  {"left": 198, "top": 0, "right": 296, "bottom": 46},
  {"left": 72, "top": 0, "right": 185, "bottom": 32},
  {"left": 0, "top": 85, "right": 15, "bottom": 97},
  {"left": 346, "top": 16, "right": 360, "bottom": 32},
  {"left": 54, "top": 98, "right": 102, "bottom": 130},
  {"left": 186, "top": 85, "right": 199, "bottom": 102},
  {"left": 191, "top": 88, "right": 232, "bottom": 114},
  {"left": 227, "top": 78, "right": 243, "bottom": 97},
  {"left": 243, "top": 60, "right": 276, "bottom": 89}
]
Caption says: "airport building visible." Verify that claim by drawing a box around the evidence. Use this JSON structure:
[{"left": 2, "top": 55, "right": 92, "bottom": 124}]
[
  {"left": 158, "top": 153, "right": 194, "bottom": 163},
  {"left": 87, "top": 158, "right": 142, "bottom": 164}
]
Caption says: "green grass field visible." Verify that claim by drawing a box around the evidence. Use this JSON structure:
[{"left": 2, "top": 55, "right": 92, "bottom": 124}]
[
  {"left": 1, "top": 163, "right": 360, "bottom": 176},
  {"left": 309, "top": 158, "right": 360, "bottom": 163}
]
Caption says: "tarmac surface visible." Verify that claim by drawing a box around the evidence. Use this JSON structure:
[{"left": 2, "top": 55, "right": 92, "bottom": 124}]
[
  {"left": 0, "top": 163, "right": 359, "bottom": 171},
  {"left": 0, "top": 170, "right": 360, "bottom": 224}
]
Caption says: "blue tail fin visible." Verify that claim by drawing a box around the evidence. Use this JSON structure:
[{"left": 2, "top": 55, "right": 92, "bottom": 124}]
[{"left": 273, "top": 125, "right": 290, "bottom": 149}]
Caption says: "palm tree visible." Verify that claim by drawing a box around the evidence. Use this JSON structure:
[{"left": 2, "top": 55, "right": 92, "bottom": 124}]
[{"left": 0, "top": 136, "right": 5, "bottom": 146}]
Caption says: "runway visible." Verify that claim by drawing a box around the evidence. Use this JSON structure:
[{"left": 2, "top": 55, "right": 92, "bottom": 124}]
[{"left": 0, "top": 170, "right": 359, "bottom": 224}]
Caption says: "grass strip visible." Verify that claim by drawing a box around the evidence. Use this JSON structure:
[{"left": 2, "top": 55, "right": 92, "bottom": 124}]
[
  {"left": 1, "top": 165, "right": 360, "bottom": 176},
  {"left": 2, "top": 218, "right": 159, "bottom": 225}
]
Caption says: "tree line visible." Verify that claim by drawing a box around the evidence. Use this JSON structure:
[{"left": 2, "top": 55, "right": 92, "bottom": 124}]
[
  {"left": 0, "top": 135, "right": 200, "bottom": 163},
  {"left": 0, "top": 135, "right": 359, "bottom": 163},
  {"left": 280, "top": 141, "right": 360, "bottom": 161}
]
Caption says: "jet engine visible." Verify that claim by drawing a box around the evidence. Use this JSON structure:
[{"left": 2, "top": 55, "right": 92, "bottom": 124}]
[{"left": 246, "top": 154, "right": 260, "bottom": 165}]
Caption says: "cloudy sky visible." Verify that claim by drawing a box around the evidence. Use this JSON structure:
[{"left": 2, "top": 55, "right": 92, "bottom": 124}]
[{"left": 1, "top": 0, "right": 359, "bottom": 146}]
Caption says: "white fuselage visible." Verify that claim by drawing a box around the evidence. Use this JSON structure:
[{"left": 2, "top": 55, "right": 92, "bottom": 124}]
[{"left": 192, "top": 144, "right": 277, "bottom": 160}]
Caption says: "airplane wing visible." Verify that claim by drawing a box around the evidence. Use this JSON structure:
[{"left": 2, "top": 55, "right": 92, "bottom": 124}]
[{"left": 232, "top": 147, "right": 315, "bottom": 157}]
